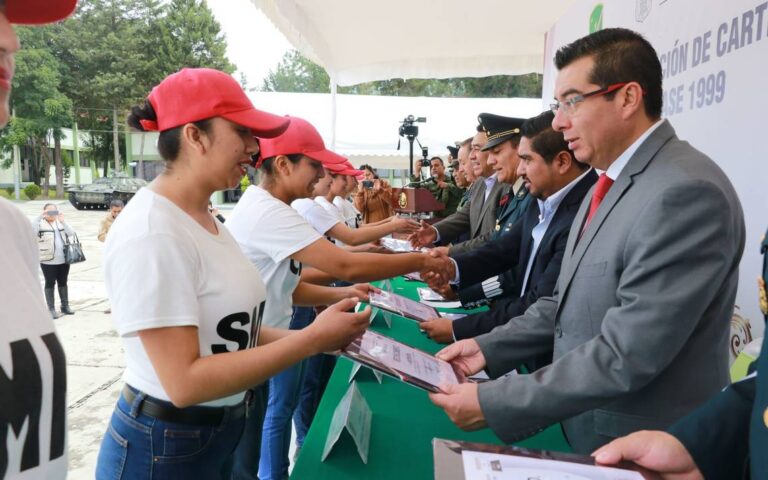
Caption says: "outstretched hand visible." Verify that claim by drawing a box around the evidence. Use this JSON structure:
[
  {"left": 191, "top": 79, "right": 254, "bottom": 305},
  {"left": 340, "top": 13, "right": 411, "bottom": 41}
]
[
  {"left": 408, "top": 220, "right": 437, "bottom": 248},
  {"left": 593, "top": 431, "right": 703, "bottom": 480}
]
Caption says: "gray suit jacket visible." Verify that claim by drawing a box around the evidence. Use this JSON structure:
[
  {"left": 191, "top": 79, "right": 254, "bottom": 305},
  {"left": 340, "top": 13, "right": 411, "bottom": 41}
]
[
  {"left": 474, "top": 120, "right": 745, "bottom": 454},
  {"left": 433, "top": 176, "right": 508, "bottom": 255}
]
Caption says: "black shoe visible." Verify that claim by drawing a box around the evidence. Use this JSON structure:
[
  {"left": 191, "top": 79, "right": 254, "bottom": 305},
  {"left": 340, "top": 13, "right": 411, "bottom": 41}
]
[{"left": 59, "top": 286, "right": 75, "bottom": 315}]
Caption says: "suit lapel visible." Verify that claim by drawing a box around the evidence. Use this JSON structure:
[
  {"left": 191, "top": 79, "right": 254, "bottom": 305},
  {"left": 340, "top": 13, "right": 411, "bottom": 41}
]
[
  {"left": 558, "top": 121, "right": 677, "bottom": 302},
  {"left": 469, "top": 178, "right": 486, "bottom": 227},
  {"left": 474, "top": 180, "right": 503, "bottom": 236}
]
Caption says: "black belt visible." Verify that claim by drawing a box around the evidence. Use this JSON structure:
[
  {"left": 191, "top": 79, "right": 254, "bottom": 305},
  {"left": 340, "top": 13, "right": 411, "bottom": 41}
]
[{"left": 122, "top": 385, "right": 246, "bottom": 426}]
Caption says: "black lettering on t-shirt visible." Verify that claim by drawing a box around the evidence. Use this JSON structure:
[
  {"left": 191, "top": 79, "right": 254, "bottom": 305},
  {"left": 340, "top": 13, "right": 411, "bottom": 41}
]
[
  {"left": 248, "top": 301, "right": 266, "bottom": 349},
  {"left": 41, "top": 333, "right": 66, "bottom": 460},
  {"left": 211, "top": 312, "right": 250, "bottom": 353},
  {"left": 289, "top": 259, "right": 302, "bottom": 276},
  {"left": 0, "top": 334, "right": 67, "bottom": 475}
]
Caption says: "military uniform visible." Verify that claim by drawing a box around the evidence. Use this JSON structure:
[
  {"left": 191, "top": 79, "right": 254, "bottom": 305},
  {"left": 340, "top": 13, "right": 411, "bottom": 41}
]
[
  {"left": 450, "top": 113, "right": 531, "bottom": 308},
  {"left": 491, "top": 179, "right": 532, "bottom": 241},
  {"left": 669, "top": 226, "right": 768, "bottom": 479},
  {"left": 425, "top": 177, "right": 464, "bottom": 218}
]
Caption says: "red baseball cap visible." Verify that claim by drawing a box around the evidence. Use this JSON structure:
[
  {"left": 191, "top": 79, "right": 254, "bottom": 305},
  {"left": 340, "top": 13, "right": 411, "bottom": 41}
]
[
  {"left": 6, "top": 0, "right": 78, "bottom": 25},
  {"left": 258, "top": 116, "right": 347, "bottom": 168},
  {"left": 324, "top": 162, "right": 347, "bottom": 174},
  {"left": 140, "top": 68, "right": 289, "bottom": 138},
  {"left": 339, "top": 162, "right": 364, "bottom": 177}
]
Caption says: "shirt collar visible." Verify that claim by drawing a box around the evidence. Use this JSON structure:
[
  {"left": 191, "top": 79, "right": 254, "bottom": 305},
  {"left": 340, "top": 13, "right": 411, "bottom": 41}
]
[
  {"left": 537, "top": 168, "right": 594, "bottom": 220},
  {"left": 605, "top": 119, "right": 665, "bottom": 181},
  {"left": 483, "top": 173, "right": 497, "bottom": 189},
  {"left": 511, "top": 177, "right": 524, "bottom": 195}
]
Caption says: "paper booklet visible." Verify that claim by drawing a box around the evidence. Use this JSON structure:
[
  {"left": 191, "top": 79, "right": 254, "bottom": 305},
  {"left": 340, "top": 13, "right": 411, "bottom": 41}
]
[
  {"left": 403, "top": 271, "right": 423, "bottom": 282},
  {"left": 433, "top": 439, "right": 644, "bottom": 480},
  {"left": 341, "top": 330, "right": 466, "bottom": 393},
  {"left": 368, "top": 289, "right": 440, "bottom": 322},
  {"left": 417, "top": 287, "right": 447, "bottom": 301},
  {"left": 380, "top": 237, "right": 425, "bottom": 253}
]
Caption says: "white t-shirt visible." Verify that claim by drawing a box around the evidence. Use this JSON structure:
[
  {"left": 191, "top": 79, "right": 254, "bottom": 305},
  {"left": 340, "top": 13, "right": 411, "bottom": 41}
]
[
  {"left": 333, "top": 196, "right": 360, "bottom": 229},
  {"left": 315, "top": 196, "right": 348, "bottom": 246},
  {"left": 104, "top": 188, "right": 266, "bottom": 406},
  {"left": 291, "top": 198, "right": 340, "bottom": 236},
  {"left": 227, "top": 186, "right": 322, "bottom": 329},
  {"left": 0, "top": 198, "right": 68, "bottom": 478}
]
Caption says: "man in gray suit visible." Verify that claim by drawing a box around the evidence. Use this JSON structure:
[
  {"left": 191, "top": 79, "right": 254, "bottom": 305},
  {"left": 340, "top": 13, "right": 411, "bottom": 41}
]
[
  {"left": 428, "top": 28, "right": 745, "bottom": 454},
  {"left": 409, "top": 126, "right": 510, "bottom": 255}
]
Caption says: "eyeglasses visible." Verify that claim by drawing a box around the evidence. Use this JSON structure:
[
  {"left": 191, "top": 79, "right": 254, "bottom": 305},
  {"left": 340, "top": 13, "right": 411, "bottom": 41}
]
[{"left": 550, "top": 82, "right": 630, "bottom": 115}]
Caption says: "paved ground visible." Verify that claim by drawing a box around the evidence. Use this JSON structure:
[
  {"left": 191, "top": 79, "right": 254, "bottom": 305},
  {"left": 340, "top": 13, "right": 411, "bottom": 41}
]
[{"left": 16, "top": 198, "right": 122, "bottom": 479}]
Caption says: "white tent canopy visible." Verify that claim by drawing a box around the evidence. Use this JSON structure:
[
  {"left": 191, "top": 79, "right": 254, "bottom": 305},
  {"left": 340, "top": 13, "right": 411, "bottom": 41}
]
[
  {"left": 250, "top": 0, "right": 576, "bottom": 86},
  {"left": 247, "top": 91, "right": 542, "bottom": 168}
]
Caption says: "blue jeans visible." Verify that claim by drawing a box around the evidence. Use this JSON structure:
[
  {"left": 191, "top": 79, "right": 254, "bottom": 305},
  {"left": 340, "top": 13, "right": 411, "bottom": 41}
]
[
  {"left": 231, "top": 384, "right": 269, "bottom": 480},
  {"left": 257, "top": 358, "right": 307, "bottom": 480},
  {"left": 293, "top": 352, "right": 337, "bottom": 446},
  {"left": 95, "top": 386, "right": 245, "bottom": 480}
]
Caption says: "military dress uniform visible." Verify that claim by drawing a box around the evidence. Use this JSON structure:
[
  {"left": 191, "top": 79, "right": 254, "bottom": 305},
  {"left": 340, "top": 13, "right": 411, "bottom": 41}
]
[
  {"left": 451, "top": 113, "right": 531, "bottom": 308},
  {"left": 491, "top": 180, "right": 532, "bottom": 241}
]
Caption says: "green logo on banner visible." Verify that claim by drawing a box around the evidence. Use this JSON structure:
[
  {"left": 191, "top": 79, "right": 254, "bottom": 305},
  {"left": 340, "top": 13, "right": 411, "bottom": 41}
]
[{"left": 590, "top": 4, "right": 604, "bottom": 33}]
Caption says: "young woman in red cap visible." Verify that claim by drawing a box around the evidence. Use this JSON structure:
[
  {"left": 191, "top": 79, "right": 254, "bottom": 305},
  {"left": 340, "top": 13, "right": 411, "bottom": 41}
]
[
  {"left": 95, "top": 68, "right": 370, "bottom": 480},
  {"left": 226, "top": 116, "right": 440, "bottom": 479},
  {"left": 0, "top": 2, "right": 78, "bottom": 478}
]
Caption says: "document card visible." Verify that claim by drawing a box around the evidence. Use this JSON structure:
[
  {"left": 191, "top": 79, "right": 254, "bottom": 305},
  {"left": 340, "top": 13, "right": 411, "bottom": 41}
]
[
  {"left": 342, "top": 330, "right": 464, "bottom": 393},
  {"left": 368, "top": 289, "right": 439, "bottom": 322}
]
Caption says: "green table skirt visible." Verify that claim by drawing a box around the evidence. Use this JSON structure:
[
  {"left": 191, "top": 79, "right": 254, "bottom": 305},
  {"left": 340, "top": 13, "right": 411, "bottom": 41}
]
[{"left": 289, "top": 276, "right": 571, "bottom": 479}]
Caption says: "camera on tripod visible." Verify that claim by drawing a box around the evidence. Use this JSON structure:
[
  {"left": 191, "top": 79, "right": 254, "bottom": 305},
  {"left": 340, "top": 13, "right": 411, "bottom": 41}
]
[{"left": 398, "top": 115, "right": 426, "bottom": 138}]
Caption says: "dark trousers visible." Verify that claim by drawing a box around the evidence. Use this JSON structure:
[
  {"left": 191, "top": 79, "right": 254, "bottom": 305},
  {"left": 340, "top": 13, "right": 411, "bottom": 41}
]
[{"left": 41, "top": 263, "right": 70, "bottom": 289}]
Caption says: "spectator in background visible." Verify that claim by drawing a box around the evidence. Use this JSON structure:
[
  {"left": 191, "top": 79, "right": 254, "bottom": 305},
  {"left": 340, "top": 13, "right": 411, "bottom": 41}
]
[
  {"left": 98, "top": 199, "right": 124, "bottom": 242},
  {"left": 99, "top": 199, "right": 124, "bottom": 314},
  {"left": 208, "top": 200, "right": 226, "bottom": 223},
  {"left": 425, "top": 156, "right": 464, "bottom": 218},
  {"left": 353, "top": 164, "right": 394, "bottom": 224},
  {"left": 33, "top": 203, "right": 77, "bottom": 318}
]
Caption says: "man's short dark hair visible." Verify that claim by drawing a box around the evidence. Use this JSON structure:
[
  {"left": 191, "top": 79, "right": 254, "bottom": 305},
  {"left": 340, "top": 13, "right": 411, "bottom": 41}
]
[
  {"left": 430, "top": 156, "right": 444, "bottom": 166},
  {"left": 110, "top": 199, "right": 125, "bottom": 209},
  {"left": 554, "top": 28, "right": 662, "bottom": 119},
  {"left": 521, "top": 111, "right": 587, "bottom": 170}
]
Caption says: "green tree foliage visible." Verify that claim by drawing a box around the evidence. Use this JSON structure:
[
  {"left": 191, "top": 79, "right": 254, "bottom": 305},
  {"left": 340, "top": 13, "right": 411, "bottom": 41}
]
[
  {"left": 261, "top": 50, "right": 543, "bottom": 98},
  {"left": 1, "top": 0, "right": 235, "bottom": 187},
  {"left": 3, "top": 27, "right": 73, "bottom": 196},
  {"left": 261, "top": 50, "right": 332, "bottom": 94}
]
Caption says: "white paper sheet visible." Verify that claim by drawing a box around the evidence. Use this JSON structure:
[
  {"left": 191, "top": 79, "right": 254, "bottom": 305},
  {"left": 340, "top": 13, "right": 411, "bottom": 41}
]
[{"left": 461, "top": 450, "right": 643, "bottom": 480}]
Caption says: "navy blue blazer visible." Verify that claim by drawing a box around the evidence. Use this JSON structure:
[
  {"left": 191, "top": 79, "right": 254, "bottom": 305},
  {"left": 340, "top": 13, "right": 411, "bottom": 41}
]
[{"left": 452, "top": 169, "right": 598, "bottom": 341}]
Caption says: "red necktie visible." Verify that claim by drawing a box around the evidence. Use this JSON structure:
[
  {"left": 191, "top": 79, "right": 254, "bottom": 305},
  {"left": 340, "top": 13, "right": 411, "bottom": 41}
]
[{"left": 583, "top": 173, "right": 614, "bottom": 230}]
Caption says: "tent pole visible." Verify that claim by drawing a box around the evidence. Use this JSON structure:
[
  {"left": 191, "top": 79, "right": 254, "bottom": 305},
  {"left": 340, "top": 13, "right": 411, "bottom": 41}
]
[{"left": 329, "top": 76, "right": 337, "bottom": 150}]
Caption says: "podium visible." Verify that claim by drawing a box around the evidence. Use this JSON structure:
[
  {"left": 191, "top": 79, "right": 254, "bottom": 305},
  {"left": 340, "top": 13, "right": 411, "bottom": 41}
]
[{"left": 391, "top": 187, "right": 445, "bottom": 214}]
